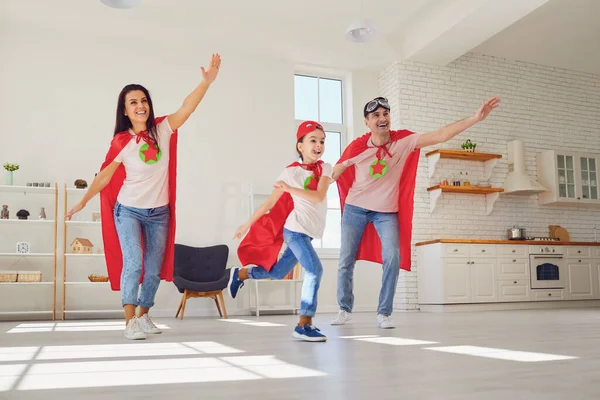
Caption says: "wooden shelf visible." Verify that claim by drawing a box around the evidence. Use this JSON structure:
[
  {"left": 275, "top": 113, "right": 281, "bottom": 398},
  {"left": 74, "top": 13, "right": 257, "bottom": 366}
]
[
  {"left": 426, "top": 149, "right": 502, "bottom": 180},
  {"left": 427, "top": 185, "right": 504, "bottom": 215},
  {"left": 427, "top": 185, "right": 504, "bottom": 194},
  {"left": 425, "top": 149, "right": 502, "bottom": 162},
  {"left": 65, "top": 253, "right": 104, "bottom": 257}
]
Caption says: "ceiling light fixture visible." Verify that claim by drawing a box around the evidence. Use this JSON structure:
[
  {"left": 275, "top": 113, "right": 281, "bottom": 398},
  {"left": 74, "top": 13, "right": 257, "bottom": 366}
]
[{"left": 345, "top": 18, "right": 380, "bottom": 43}]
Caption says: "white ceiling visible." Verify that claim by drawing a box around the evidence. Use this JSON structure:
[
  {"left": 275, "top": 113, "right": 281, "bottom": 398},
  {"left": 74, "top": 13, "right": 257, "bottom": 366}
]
[
  {"left": 473, "top": 0, "right": 600, "bottom": 74},
  {"left": 2, "top": 0, "right": 599, "bottom": 74}
]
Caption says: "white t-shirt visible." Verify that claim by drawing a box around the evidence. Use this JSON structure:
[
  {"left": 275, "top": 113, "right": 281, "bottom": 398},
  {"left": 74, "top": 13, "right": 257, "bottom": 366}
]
[
  {"left": 276, "top": 163, "right": 333, "bottom": 239},
  {"left": 114, "top": 118, "right": 173, "bottom": 208}
]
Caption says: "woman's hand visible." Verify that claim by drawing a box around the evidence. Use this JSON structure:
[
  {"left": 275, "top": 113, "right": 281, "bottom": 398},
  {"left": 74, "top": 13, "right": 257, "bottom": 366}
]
[
  {"left": 202, "top": 53, "right": 221, "bottom": 84},
  {"left": 65, "top": 202, "right": 85, "bottom": 221},
  {"left": 274, "top": 180, "right": 291, "bottom": 192},
  {"left": 233, "top": 223, "right": 250, "bottom": 240}
]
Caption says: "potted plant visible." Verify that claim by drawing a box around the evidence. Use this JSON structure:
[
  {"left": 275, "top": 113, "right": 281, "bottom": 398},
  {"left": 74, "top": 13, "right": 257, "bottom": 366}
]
[
  {"left": 3, "top": 163, "right": 19, "bottom": 185},
  {"left": 461, "top": 139, "right": 477, "bottom": 153}
]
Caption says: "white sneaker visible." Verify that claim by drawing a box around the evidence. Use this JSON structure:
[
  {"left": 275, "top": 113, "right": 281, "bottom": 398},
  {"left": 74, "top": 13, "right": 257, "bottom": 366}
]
[
  {"left": 137, "top": 314, "right": 162, "bottom": 334},
  {"left": 124, "top": 317, "right": 147, "bottom": 340},
  {"left": 330, "top": 310, "right": 352, "bottom": 325},
  {"left": 377, "top": 314, "right": 396, "bottom": 329}
]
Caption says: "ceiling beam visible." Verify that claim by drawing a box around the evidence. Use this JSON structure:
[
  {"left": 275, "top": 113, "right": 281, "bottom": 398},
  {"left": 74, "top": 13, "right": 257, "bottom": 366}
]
[{"left": 387, "top": 0, "right": 551, "bottom": 66}]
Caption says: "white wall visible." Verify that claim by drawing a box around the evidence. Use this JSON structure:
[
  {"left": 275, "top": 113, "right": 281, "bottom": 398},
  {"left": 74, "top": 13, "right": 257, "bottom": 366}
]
[
  {"left": 0, "top": 18, "right": 381, "bottom": 319},
  {"left": 380, "top": 52, "right": 600, "bottom": 310}
]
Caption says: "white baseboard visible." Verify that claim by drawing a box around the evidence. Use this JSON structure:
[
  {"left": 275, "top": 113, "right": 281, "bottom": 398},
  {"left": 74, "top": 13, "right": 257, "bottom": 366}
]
[{"left": 419, "top": 300, "right": 600, "bottom": 313}]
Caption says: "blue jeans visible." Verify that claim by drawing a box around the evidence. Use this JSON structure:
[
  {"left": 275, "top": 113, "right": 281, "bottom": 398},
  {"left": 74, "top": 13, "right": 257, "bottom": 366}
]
[
  {"left": 114, "top": 201, "right": 170, "bottom": 308},
  {"left": 337, "top": 203, "right": 400, "bottom": 316},
  {"left": 248, "top": 228, "right": 323, "bottom": 317}
]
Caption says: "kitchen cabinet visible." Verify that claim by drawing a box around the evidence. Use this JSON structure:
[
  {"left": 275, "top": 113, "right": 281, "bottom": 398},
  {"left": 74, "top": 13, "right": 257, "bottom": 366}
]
[
  {"left": 565, "top": 246, "right": 594, "bottom": 300},
  {"left": 537, "top": 150, "right": 600, "bottom": 206},
  {"left": 417, "top": 241, "right": 600, "bottom": 309},
  {"left": 418, "top": 243, "right": 497, "bottom": 304}
]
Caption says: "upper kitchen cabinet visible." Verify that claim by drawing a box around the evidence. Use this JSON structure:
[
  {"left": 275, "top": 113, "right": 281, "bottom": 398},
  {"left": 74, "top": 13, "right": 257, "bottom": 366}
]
[{"left": 537, "top": 150, "right": 600, "bottom": 206}]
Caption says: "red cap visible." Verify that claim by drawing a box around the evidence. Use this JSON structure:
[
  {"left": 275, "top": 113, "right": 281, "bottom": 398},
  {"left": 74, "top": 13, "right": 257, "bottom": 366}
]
[{"left": 296, "top": 121, "right": 324, "bottom": 141}]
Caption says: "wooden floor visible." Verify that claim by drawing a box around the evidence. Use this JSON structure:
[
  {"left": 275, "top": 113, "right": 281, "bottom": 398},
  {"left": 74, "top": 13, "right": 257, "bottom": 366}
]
[{"left": 0, "top": 309, "right": 598, "bottom": 399}]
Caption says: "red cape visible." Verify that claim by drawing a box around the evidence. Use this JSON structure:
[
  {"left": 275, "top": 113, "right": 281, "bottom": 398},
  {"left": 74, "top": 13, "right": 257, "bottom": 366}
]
[
  {"left": 99, "top": 116, "right": 178, "bottom": 290},
  {"left": 237, "top": 162, "right": 322, "bottom": 271},
  {"left": 336, "top": 130, "right": 420, "bottom": 271}
]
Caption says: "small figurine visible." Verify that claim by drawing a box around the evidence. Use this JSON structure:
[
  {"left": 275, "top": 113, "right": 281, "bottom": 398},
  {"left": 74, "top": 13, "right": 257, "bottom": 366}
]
[
  {"left": 74, "top": 179, "right": 88, "bottom": 189},
  {"left": 39, "top": 207, "right": 47, "bottom": 220},
  {"left": 1, "top": 205, "right": 8, "bottom": 219},
  {"left": 16, "top": 209, "right": 30, "bottom": 220}
]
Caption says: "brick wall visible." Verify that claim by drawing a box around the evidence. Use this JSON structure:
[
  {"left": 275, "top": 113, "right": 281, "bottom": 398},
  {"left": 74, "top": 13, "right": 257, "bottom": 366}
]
[{"left": 379, "top": 52, "right": 600, "bottom": 311}]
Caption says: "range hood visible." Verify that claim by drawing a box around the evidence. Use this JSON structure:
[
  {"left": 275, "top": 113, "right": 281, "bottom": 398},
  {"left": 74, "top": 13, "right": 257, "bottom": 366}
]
[{"left": 502, "top": 140, "right": 547, "bottom": 195}]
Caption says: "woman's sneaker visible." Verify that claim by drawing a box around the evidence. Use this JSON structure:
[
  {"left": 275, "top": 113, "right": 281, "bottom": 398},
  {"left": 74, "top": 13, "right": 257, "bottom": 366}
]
[
  {"left": 137, "top": 314, "right": 162, "bottom": 334},
  {"left": 124, "top": 317, "right": 146, "bottom": 340},
  {"left": 293, "top": 324, "right": 327, "bottom": 342}
]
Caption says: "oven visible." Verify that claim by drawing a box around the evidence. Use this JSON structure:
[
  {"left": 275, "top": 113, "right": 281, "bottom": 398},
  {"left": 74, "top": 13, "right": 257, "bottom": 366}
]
[{"left": 529, "top": 245, "right": 565, "bottom": 289}]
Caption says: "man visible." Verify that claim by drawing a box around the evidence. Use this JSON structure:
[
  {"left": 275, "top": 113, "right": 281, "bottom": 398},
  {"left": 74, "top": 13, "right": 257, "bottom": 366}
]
[{"left": 331, "top": 96, "right": 500, "bottom": 328}]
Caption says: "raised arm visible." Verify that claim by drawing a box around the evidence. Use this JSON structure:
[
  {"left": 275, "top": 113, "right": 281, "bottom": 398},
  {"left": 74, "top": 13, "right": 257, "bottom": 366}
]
[
  {"left": 65, "top": 161, "right": 121, "bottom": 220},
  {"left": 167, "top": 53, "right": 221, "bottom": 131},
  {"left": 233, "top": 187, "right": 285, "bottom": 239},
  {"left": 416, "top": 97, "right": 500, "bottom": 149}
]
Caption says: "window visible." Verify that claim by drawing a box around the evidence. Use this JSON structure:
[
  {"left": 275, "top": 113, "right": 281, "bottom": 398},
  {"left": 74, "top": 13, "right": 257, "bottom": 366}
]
[{"left": 294, "top": 74, "right": 346, "bottom": 249}]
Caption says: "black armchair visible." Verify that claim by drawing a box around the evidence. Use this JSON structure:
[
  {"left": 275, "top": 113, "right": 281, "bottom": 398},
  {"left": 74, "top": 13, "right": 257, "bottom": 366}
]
[{"left": 173, "top": 243, "right": 231, "bottom": 319}]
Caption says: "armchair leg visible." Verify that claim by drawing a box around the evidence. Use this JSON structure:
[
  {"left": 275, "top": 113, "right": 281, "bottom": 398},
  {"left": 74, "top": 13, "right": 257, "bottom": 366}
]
[
  {"left": 180, "top": 290, "right": 189, "bottom": 320},
  {"left": 176, "top": 294, "right": 184, "bottom": 318},
  {"left": 218, "top": 290, "right": 228, "bottom": 319},
  {"left": 214, "top": 296, "right": 223, "bottom": 317}
]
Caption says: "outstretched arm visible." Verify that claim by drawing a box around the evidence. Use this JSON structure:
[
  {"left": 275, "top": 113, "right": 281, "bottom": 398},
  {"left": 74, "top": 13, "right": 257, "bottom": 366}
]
[
  {"left": 416, "top": 97, "right": 500, "bottom": 149},
  {"left": 167, "top": 53, "right": 221, "bottom": 131},
  {"left": 233, "top": 188, "right": 285, "bottom": 239},
  {"left": 65, "top": 161, "right": 121, "bottom": 220}
]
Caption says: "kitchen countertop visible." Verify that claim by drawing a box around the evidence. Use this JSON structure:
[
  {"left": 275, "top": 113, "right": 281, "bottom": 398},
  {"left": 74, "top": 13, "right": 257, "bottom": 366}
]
[{"left": 415, "top": 239, "right": 600, "bottom": 247}]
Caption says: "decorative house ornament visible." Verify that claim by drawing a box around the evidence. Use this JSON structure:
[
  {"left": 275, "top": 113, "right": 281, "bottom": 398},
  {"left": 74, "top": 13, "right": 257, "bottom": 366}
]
[
  {"left": 71, "top": 238, "right": 93, "bottom": 254},
  {"left": 16, "top": 209, "right": 30, "bottom": 220},
  {"left": 16, "top": 241, "right": 31, "bottom": 254},
  {"left": 74, "top": 179, "right": 88, "bottom": 189},
  {"left": 1, "top": 205, "right": 8, "bottom": 219}
]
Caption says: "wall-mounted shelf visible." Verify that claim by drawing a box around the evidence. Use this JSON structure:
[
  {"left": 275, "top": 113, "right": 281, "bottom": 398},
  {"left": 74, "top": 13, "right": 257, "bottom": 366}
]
[
  {"left": 427, "top": 185, "right": 504, "bottom": 215},
  {"left": 426, "top": 149, "right": 502, "bottom": 181}
]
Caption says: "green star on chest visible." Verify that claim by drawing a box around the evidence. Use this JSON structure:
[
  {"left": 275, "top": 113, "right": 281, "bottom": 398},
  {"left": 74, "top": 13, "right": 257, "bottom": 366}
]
[
  {"left": 303, "top": 174, "right": 319, "bottom": 191},
  {"left": 370, "top": 159, "right": 387, "bottom": 179},
  {"left": 139, "top": 143, "right": 162, "bottom": 164}
]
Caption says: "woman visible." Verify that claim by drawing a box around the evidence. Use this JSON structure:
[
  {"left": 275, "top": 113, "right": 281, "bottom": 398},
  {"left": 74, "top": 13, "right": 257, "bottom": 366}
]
[{"left": 66, "top": 53, "right": 221, "bottom": 340}]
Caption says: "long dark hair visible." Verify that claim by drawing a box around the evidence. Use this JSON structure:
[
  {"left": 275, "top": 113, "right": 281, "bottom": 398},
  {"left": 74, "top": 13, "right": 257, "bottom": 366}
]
[{"left": 114, "top": 84, "right": 158, "bottom": 144}]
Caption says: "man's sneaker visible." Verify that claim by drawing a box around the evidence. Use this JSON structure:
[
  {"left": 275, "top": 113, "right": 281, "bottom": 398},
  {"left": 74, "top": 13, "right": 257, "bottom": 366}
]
[
  {"left": 330, "top": 310, "right": 352, "bottom": 325},
  {"left": 228, "top": 267, "right": 244, "bottom": 299},
  {"left": 137, "top": 314, "right": 162, "bottom": 334},
  {"left": 124, "top": 317, "right": 146, "bottom": 340},
  {"left": 292, "top": 324, "right": 327, "bottom": 342},
  {"left": 377, "top": 314, "right": 396, "bottom": 329}
]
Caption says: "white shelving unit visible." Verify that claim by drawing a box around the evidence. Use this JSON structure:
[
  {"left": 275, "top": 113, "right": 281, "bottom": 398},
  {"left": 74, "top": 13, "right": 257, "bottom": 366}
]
[
  {"left": 0, "top": 184, "right": 58, "bottom": 320},
  {"left": 246, "top": 183, "right": 303, "bottom": 316},
  {"left": 62, "top": 185, "right": 119, "bottom": 319}
]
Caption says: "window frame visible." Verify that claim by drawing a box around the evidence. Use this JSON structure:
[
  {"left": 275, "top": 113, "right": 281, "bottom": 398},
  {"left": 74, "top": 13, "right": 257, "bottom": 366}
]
[{"left": 293, "top": 69, "right": 349, "bottom": 254}]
